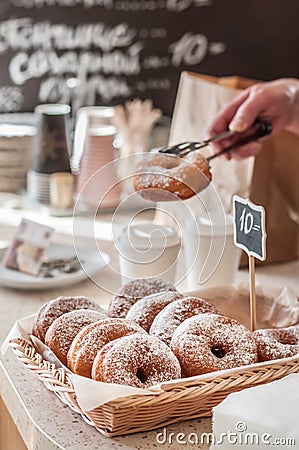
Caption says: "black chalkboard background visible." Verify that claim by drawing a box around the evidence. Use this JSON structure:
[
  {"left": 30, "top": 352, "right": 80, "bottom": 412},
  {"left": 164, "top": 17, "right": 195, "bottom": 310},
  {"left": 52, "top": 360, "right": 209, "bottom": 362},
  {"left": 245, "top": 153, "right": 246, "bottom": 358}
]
[{"left": 0, "top": 0, "right": 299, "bottom": 116}]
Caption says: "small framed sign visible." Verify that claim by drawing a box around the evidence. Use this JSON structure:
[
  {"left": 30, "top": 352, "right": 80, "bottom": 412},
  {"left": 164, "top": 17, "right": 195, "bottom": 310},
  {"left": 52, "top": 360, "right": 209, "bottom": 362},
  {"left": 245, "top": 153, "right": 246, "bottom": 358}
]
[
  {"left": 233, "top": 195, "right": 267, "bottom": 331},
  {"left": 233, "top": 195, "right": 267, "bottom": 261}
]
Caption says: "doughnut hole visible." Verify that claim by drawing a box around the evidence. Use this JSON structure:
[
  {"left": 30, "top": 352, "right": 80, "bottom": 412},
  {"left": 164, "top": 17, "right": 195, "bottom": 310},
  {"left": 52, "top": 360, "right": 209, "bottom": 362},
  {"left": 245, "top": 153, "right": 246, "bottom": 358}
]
[
  {"left": 136, "top": 368, "right": 148, "bottom": 384},
  {"left": 210, "top": 345, "right": 227, "bottom": 359}
]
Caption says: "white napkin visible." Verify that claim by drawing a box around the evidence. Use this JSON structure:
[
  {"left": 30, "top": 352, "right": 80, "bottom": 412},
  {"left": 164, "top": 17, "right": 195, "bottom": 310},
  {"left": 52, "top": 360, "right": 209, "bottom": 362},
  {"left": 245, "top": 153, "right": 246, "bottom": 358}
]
[{"left": 211, "top": 374, "right": 299, "bottom": 449}]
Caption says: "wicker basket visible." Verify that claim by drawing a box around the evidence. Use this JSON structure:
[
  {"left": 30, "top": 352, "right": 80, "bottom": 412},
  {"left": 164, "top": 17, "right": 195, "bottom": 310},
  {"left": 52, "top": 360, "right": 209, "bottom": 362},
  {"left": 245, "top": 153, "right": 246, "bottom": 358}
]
[{"left": 9, "top": 337, "right": 299, "bottom": 437}]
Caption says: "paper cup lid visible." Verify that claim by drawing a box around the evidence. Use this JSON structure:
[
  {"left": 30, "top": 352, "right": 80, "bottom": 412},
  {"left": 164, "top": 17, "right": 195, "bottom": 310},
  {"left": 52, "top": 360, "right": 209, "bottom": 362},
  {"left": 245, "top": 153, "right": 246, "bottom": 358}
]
[
  {"left": 77, "top": 106, "right": 115, "bottom": 118},
  {"left": 35, "top": 104, "right": 71, "bottom": 115},
  {"left": 118, "top": 223, "right": 181, "bottom": 249},
  {"left": 186, "top": 213, "right": 234, "bottom": 236},
  {"left": 0, "top": 124, "right": 36, "bottom": 137}
]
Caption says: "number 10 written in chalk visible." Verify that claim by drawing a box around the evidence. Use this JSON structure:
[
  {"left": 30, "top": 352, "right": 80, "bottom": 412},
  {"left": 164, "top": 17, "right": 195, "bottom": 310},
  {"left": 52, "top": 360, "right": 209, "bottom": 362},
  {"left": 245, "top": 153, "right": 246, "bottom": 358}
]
[{"left": 233, "top": 196, "right": 267, "bottom": 261}]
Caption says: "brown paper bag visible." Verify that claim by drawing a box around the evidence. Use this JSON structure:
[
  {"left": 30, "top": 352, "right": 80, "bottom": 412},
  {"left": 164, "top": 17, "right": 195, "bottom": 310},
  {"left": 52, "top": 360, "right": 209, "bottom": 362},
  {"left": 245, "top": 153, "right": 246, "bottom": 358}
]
[
  {"left": 168, "top": 71, "right": 299, "bottom": 264},
  {"left": 250, "top": 130, "right": 299, "bottom": 263}
]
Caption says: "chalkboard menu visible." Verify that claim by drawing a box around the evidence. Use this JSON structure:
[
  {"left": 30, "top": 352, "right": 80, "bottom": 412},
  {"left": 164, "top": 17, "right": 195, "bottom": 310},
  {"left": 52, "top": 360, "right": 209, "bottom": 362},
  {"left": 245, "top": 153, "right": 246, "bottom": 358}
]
[{"left": 0, "top": 0, "right": 299, "bottom": 116}]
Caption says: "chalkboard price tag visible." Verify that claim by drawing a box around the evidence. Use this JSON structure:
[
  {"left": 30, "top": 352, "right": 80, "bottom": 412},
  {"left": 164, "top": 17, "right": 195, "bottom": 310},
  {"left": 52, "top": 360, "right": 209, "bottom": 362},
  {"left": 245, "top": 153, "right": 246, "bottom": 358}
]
[{"left": 233, "top": 195, "right": 266, "bottom": 261}]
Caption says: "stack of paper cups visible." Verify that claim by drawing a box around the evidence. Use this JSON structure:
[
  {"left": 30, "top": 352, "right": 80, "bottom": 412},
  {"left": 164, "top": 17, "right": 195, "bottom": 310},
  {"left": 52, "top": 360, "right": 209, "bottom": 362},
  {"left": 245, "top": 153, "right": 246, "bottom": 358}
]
[
  {"left": 75, "top": 125, "right": 120, "bottom": 209},
  {"left": 27, "top": 103, "right": 72, "bottom": 204},
  {"left": 72, "top": 106, "right": 115, "bottom": 173},
  {"left": 27, "top": 171, "right": 52, "bottom": 204}
]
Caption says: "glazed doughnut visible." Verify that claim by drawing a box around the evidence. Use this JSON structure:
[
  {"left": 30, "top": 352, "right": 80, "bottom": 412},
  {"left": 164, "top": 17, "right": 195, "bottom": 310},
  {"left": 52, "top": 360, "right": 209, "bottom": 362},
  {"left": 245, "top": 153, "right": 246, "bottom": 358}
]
[
  {"left": 149, "top": 296, "right": 221, "bottom": 346},
  {"left": 67, "top": 318, "right": 146, "bottom": 378},
  {"left": 253, "top": 326, "right": 299, "bottom": 362},
  {"left": 45, "top": 309, "right": 106, "bottom": 365},
  {"left": 91, "top": 333, "right": 181, "bottom": 388},
  {"left": 133, "top": 150, "right": 212, "bottom": 202},
  {"left": 108, "top": 276, "right": 177, "bottom": 318},
  {"left": 125, "top": 291, "right": 184, "bottom": 332},
  {"left": 171, "top": 313, "right": 258, "bottom": 377},
  {"left": 33, "top": 295, "right": 106, "bottom": 342}
]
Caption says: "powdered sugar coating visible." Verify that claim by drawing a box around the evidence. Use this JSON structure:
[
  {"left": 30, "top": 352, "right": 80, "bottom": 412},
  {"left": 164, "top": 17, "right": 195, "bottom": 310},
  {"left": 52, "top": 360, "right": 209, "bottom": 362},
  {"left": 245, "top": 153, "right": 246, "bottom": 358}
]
[
  {"left": 68, "top": 318, "right": 146, "bottom": 377},
  {"left": 253, "top": 326, "right": 299, "bottom": 362},
  {"left": 150, "top": 296, "right": 220, "bottom": 346},
  {"left": 33, "top": 296, "right": 106, "bottom": 342},
  {"left": 125, "top": 291, "right": 184, "bottom": 332},
  {"left": 67, "top": 317, "right": 114, "bottom": 372},
  {"left": 45, "top": 309, "right": 106, "bottom": 365},
  {"left": 133, "top": 150, "right": 211, "bottom": 201},
  {"left": 92, "top": 333, "right": 181, "bottom": 388},
  {"left": 108, "top": 277, "right": 177, "bottom": 318},
  {"left": 171, "top": 313, "right": 258, "bottom": 377}
]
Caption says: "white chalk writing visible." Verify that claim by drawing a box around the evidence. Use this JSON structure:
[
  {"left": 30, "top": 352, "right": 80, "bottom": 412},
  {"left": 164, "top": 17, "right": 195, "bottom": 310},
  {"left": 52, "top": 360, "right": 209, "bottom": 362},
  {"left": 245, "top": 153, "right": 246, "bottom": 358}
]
[
  {"left": 208, "top": 41, "right": 226, "bottom": 55},
  {"left": 166, "top": 0, "right": 211, "bottom": 12},
  {"left": 9, "top": 45, "right": 142, "bottom": 85},
  {"left": 11, "top": 0, "right": 212, "bottom": 11},
  {"left": 169, "top": 33, "right": 208, "bottom": 66},
  {"left": 11, "top": 0, "right": 114, "bottom": 7},
  {"left": 143, "top": 55, "right": 170, "bottom": 69},
  {"left": 0, "top": 86, "right": 24, "bottom": 112},
  {"left": 0, "top": 18, "right": 136, "bottom": 52},
  {"left": 0, "top": 1, "right": 225, "bottom": 112},
  {"left": 39, "top": 75, "right": 131, "bottom": 104},
  {"left": 136, "top": 78, "right": 171, "bottom": 92}
]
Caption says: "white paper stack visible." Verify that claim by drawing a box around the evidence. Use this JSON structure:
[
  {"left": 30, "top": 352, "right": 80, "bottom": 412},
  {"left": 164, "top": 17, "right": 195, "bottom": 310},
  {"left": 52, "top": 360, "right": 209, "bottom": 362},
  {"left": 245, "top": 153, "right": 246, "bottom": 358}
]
[{"left": 211, "top": 374, "right": 299, "bottom": 449}]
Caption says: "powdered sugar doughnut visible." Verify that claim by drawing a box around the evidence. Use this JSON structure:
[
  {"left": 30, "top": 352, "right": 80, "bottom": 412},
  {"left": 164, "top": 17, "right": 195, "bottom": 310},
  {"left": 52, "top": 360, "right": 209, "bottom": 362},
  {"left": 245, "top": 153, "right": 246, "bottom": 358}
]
[
  {"left": 253, "top": 326, "right": 299, "bottom": 362},
  {"left": 171, "top": 313, "right": 258, "bottom": 377},
  {"left": 149, "top": 296, "right": 221, "bottom": 346},
  {"left": 67, "top": 318, "right": 146, "bottom": 378},
  {"left": 125, "top": 291, "right": 184, "bottom": 332},
  {"left": 33, "top": 296, "right": 106, "bottom": 342},
  {"left": 91, "top": 333, "right": 181, "bottom": 388},
  {"left": 108, "top": 277, "right": 177, "bottom": 318},
  {"left": 133, "top": 150, "right": 212, "bottom": 202},
  {"left": 45, "top": 309, "right": 106, "bottom": 365}
]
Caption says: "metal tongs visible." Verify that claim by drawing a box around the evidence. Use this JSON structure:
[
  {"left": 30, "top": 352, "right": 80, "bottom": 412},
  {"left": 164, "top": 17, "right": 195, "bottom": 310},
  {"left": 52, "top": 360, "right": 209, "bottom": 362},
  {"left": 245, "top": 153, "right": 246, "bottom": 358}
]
[{"left": 159, "top": 120, "right": 272, "bottom": 160}]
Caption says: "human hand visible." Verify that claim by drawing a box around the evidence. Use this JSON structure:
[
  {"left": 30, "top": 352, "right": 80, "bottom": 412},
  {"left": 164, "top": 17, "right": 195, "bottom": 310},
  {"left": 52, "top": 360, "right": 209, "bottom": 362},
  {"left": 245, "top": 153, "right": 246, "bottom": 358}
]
[{"left": 207, "top": 78, "right": 299, "bottom": 159}]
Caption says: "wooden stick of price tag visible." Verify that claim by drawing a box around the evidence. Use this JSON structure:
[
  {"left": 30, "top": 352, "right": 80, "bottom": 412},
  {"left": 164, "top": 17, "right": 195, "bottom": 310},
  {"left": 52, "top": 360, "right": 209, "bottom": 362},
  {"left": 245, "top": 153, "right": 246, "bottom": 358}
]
[{"left": 233, "top": 195, "right": 267, "bottom": 331}]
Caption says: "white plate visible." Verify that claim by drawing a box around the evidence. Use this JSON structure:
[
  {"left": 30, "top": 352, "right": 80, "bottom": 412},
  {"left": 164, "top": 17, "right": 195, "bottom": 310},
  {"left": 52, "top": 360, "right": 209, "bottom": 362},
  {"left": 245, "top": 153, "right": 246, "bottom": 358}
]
[{"left": 0, "top": 243, "right": 110, "bottom": 290}]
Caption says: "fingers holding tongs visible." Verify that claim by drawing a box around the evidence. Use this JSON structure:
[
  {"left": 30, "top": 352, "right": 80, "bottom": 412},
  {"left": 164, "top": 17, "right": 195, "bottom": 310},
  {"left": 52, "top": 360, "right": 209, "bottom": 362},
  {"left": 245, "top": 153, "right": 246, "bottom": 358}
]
[{"left": 159, "top": 120, "right": 272, "bottom": 161}]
